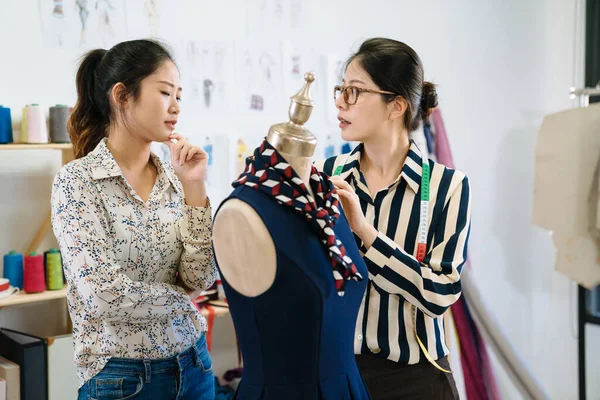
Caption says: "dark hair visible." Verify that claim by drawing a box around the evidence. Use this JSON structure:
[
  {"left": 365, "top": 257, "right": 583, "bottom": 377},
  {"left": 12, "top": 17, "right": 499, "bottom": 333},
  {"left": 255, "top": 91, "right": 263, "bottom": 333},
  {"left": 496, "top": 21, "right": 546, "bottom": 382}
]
[
  {"left": 69, "top": 39, "right": 175, "bottom": 158},
  {"left": 346, "top": 38, "right": 438, "bottom": 131}
]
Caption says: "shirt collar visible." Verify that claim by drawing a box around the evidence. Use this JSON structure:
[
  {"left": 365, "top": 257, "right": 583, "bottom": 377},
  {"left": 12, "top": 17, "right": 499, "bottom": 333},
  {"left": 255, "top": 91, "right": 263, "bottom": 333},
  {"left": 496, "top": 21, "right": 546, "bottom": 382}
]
[
  {"left": 399, "top": 141, "right": 426, "bottom": 193},
  {"left": 89, "top": 138, "right": 122, "bottom": 180},
  {"left": 152, "top": 152, "right": 181, "bottom": 196},
  {"left": 88, "top": 138, "right": 181, "bottom": 195},
  {"left": 339, "top": 140, "right": 426, "bottom": 194}
]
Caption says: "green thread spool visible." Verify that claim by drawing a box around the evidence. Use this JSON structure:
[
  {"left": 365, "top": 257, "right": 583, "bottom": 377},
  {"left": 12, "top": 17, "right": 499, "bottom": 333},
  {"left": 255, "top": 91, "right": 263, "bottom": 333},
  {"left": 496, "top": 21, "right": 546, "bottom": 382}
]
[
  {"left": 44, "top": 248, "right": 63, "bottom": 290},
  {"left": 21, "top": 106, "right": 27, "bottom": 142}
]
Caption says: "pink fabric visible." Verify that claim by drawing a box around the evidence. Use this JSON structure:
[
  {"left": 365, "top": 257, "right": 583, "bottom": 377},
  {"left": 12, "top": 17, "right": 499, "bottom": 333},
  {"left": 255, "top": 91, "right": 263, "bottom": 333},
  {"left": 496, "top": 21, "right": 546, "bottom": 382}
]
[
  {"left": 431, "top": 108, "right": 455, "bottom": 169},
  {"left": 451, "top": 298, "right": 491, "bottom": 400},
  {"left": 432, "top": 108, "right": 501, "bottom": 400}
]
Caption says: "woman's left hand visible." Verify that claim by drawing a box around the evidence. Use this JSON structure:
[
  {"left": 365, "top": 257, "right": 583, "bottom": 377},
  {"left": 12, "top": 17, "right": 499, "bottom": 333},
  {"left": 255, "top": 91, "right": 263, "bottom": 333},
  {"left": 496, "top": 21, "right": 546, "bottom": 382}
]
[
  {"left": 164, "top": 133, "right": 208, "bottom": 184},
  {"left": 330, "top": 176, "right": 376, "bottom": 243}
]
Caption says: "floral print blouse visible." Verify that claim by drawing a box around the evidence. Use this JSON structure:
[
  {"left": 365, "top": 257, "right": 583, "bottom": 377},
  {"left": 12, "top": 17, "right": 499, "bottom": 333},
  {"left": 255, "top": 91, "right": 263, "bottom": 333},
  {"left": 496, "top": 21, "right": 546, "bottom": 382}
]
[{"left": 51, "top": 138, "right": 216, "bottom": 387}]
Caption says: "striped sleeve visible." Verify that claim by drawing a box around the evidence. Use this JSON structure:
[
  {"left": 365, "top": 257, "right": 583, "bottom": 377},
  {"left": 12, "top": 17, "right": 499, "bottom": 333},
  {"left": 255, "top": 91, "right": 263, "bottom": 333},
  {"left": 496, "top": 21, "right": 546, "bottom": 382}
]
[{"left": 363, "top": 176, "right": 471, "bottom": 318}]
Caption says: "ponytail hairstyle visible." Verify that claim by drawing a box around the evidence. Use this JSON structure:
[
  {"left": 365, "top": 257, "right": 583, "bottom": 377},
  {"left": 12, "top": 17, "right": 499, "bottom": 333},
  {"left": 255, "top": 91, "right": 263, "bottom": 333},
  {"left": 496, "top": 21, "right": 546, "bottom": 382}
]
[
  {"left": 68, "top": 39, "right": 175, "bottom": 158},
  {"left": 345, "top": 38, "right": 438, "bottom": 131}
]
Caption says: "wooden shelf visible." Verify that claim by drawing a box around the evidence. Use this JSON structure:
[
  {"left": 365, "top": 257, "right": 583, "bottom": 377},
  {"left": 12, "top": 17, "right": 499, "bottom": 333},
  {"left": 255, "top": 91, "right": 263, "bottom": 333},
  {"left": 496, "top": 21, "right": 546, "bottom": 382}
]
[
  {"left": 0, "top": 287, "right": 67, "bottom": 308},
  {"left": 0, "top": 288, "right": 230, "bottom": 319},
  {"left": 0, "top": 143, "right": 72, "bottom": 150}
]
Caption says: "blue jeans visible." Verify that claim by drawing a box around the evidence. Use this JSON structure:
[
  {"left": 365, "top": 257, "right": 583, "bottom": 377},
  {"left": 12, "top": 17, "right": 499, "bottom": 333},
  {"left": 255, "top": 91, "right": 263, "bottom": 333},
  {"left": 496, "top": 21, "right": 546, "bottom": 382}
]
[{"left": 78, "top": 334, "right": 214, "bottom": 400}]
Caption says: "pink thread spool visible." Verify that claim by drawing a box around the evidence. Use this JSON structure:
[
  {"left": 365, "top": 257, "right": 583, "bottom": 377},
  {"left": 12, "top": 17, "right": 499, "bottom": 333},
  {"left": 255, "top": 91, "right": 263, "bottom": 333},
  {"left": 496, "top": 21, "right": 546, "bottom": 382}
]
[
  {"left": 24, "top": 252, "right": 46, "bottom": 293},
  {"left": 25, "top": 104, "right": 49, "bottom": 144}
]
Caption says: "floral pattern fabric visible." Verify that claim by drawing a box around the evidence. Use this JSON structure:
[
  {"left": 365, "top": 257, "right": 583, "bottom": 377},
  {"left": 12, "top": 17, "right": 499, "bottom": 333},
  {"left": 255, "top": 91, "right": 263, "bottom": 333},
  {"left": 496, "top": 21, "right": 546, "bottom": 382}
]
[{"left": 51, "top": 138, "right": 216, "bottom": 387}]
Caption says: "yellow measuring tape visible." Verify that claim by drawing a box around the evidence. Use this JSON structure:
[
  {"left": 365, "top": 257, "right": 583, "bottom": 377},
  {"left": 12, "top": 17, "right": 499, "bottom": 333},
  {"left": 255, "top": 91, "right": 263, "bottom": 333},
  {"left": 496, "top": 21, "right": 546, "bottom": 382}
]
[{"left": 412, "top": 305, "right": 452, "bottom": 373}]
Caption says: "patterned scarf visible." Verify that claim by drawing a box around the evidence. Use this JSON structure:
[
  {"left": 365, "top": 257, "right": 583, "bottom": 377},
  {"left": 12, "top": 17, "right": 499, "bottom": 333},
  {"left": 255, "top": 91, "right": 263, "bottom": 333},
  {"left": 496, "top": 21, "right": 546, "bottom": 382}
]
[{"left": 232, "top": 139, "right": 363, "bottom": 296}]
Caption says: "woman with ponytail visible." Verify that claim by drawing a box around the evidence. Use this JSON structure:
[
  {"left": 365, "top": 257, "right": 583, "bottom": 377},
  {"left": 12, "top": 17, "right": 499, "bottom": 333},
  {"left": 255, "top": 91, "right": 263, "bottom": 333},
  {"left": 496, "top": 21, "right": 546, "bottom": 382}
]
[
  {"left": 51, "top": 39, "right": 216, "bottom": 399},
  {"left": 316, "top": 38, "right": 471, "bottom": 399}
]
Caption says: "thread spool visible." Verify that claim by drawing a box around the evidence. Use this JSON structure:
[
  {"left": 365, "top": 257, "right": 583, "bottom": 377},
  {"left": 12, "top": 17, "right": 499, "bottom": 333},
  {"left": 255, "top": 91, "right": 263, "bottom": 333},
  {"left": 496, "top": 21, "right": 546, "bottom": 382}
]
[
  {"left": 20, "top": 106, "right": 27, "bottom": 143},
  {"left": 49, "top": 105, "right": 71, "bottom": 143},
  {"left": 24, "top": 252, "right": 46, "bottom": 293},
  {"left": 25, "top": 104, "right": 49, "bottom": 143},
  {"left": 44, "top": 248, "right": 63, "bottom": 290},
  {"left": 0, "top": 106, "right": 13, "bottom": 144},
  {"left": 2, "top": 250, "right": 23, "bottom": 289}
]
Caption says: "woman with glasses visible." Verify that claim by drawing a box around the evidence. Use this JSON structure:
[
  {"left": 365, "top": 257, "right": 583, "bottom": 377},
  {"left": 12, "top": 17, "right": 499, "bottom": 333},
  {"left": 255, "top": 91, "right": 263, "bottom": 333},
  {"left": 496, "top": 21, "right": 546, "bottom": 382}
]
[{"left": 316, "top": 38, "right": 471, "bottom": 400}]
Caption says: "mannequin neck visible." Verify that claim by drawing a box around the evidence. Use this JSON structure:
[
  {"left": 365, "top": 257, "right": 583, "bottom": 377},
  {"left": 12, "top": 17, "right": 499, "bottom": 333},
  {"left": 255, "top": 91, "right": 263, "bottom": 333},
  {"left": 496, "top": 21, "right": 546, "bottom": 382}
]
[{"left": 279, "top": 150, "right": 314, "bottom": 199}]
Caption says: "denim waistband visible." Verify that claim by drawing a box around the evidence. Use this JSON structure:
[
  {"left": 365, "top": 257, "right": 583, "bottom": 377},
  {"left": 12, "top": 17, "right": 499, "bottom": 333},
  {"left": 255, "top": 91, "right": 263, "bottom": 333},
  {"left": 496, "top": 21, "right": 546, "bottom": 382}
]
[{"left": 102, "top": 333, "right": 206, "bottom": 376}]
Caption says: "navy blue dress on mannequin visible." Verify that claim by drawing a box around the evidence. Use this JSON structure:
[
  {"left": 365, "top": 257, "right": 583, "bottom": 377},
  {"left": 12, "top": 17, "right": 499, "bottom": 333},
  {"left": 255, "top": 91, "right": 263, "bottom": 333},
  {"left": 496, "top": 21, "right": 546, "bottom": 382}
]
[{"left": 215, "top": 185, "right": 371, "bottom": 400}]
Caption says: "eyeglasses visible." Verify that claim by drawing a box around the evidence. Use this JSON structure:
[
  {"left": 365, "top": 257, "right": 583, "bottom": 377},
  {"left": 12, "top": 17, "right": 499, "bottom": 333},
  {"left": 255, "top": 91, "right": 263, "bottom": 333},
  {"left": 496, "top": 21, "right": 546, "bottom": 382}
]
[{"left": 333, "top": 85, "right": 396, "bottom": 106}]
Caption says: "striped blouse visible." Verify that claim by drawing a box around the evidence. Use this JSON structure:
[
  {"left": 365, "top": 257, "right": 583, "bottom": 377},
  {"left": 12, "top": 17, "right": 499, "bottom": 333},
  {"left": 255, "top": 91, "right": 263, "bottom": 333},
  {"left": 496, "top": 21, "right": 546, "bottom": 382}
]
[{"left": 315, "top": 141, "right": 471, "bottom": 364}]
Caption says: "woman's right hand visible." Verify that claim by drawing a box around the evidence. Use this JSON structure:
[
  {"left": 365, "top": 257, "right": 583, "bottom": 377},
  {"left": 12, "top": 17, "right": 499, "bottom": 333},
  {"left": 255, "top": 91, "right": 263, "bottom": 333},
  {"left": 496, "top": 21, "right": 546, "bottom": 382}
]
[{"left": 330, "top": 176, "right": 378, "bottom": 249}]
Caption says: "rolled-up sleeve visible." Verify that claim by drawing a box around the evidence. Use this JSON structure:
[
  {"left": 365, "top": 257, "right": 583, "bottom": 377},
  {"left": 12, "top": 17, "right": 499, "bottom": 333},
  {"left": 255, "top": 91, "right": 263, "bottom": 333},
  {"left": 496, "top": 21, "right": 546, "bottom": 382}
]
[{"left": 177, "top": 202, "right": 217, "bottom": 291}]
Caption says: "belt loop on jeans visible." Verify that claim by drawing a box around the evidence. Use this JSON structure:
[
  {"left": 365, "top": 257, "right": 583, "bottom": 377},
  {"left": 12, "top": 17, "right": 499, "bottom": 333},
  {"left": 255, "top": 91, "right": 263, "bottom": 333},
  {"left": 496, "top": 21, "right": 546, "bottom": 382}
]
[
  {"left": 192, "top": 334, "right": 203, "bottom": 367},
  {"left": 143, "top": 360, "right": 151, "bottom": 383}
]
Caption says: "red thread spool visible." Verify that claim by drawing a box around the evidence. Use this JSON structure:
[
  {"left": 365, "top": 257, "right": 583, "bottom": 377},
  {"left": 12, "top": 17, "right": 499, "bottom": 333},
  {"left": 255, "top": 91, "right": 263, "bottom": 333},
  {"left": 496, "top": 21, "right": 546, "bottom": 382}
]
[{"left": 24, "top": 252, "right": 46, "bottom": 293}]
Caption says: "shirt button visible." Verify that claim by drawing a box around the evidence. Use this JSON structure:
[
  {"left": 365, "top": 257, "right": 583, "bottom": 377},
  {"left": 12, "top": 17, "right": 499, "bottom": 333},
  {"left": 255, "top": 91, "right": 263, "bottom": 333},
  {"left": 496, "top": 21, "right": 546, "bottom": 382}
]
[
  {"left": 153, "top": 255, "right": 160, "bottom": 261},
  {"left": 357, "top": 334, "right": 363, "bottom": 341}
]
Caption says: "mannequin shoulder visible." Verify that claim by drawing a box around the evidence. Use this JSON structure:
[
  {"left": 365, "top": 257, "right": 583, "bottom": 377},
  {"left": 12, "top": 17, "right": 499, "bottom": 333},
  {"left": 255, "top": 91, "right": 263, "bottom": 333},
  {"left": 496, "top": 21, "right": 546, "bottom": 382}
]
[
  {"left": 214, "top": 199, "right": 268, "bottom": 236},
  {"left": 213, "top": 199, "right": 277, "bottom": 297}
]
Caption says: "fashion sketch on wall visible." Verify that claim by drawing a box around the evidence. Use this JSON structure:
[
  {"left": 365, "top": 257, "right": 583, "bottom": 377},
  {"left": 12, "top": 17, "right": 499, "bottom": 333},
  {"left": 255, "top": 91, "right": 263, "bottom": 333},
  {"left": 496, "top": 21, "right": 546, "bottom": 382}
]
[
  {"left": 40, "top": 0, "right": 126, "bottom": 48},
  {"left": 183, "top": 40, "right": 233, "bottom": 115}
]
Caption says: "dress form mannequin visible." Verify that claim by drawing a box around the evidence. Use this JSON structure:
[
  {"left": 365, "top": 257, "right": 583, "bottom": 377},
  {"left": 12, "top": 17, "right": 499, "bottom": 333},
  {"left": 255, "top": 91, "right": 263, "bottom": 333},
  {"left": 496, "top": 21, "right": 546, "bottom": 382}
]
[
  {"left": 213, "top": 73, "right": 317, "bottom": 297},
  {"left": 212, "top": 73, "right": 369, "bottom": 399}
]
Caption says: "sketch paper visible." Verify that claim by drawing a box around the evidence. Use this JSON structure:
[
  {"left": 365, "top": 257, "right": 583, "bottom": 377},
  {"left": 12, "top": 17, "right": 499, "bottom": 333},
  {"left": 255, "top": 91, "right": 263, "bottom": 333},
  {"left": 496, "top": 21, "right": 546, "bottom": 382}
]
[
  {"left": 40, "top": 0, "right": 127, "bottom": 48},
  {"left": 124, "top": 0, "right": 179, "bottom": 41},
  {"left": 246, "top": 0, "right": 291, "bottom": 37},
  {"left": 234, "top": 40, "right": 284, "bottom": 115},
  {"left": 325, "top": 53, "right": 346, "bottom": 126},
  {"left": 182, "top": 40, "right": 234, "bottom": 115}
]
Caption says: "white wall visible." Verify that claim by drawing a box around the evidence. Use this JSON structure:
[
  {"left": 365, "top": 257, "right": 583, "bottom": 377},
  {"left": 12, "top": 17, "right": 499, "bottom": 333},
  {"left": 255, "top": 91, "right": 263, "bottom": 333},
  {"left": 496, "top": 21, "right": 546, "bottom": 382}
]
[{"left": 0, "top": 0, "right": 596, "bottom": 399}]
